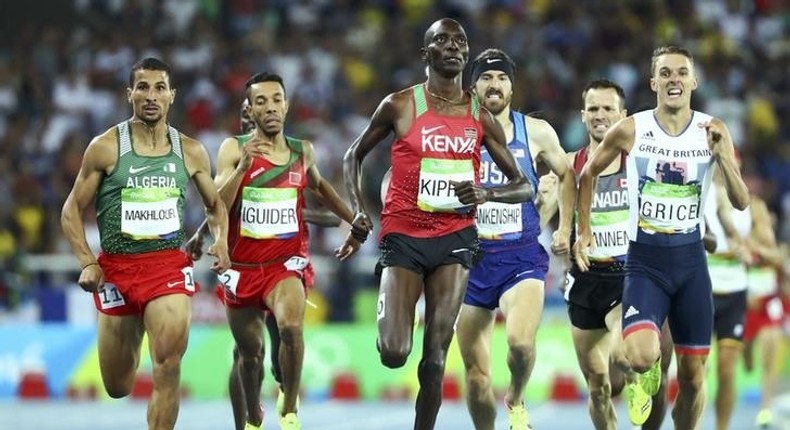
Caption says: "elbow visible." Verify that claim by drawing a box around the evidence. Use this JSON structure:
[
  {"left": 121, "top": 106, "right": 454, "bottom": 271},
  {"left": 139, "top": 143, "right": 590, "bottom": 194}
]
[{"left": 733, "top": 193, "right": 750, "bottom": 211}]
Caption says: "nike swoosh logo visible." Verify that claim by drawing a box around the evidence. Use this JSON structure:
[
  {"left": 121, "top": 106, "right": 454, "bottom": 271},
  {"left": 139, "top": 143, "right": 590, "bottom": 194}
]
[
  {"left": 129, "top": 165, "right": 152, "bottom": 174},
  {"left": 486, "top": 59, "right": 501, "bottom": 64},
  {"left": 451, "top": 248, "right": 469, "bottom": 254},
  {"left": 421, "top": 125, "right": 445, "bottom": 135},
  {"left": 167, "top": 281, "right": 184, "bottom": 288}
]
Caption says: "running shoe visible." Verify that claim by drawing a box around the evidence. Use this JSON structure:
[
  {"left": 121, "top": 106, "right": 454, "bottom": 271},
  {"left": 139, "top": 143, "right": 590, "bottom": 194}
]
[
  {"left": 279, "top": 412, "right": 301, "bottom": 430},
  {"left": 756, "top": 408, "right": 773, "bottom": 428},
  {"left": 276, "top": 387, "right": 300, "bottom": 416},
  {"left": 505, "top": 400, "right": 533, "bottom": 430},
  {"left": 641, "top": 360, "right": 662, "bottom": 396},
  {"left": 623, "top": 380, "right": 652, "bottom": 426}
]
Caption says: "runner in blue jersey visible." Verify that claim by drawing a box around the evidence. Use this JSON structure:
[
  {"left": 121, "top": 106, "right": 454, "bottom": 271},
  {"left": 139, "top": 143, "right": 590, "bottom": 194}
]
[
  {"left": 574, "top": 46, "right": 750, "bottom": 429},
  {"left": 455, "top": 48, "right": 575, "bottom": 430}
]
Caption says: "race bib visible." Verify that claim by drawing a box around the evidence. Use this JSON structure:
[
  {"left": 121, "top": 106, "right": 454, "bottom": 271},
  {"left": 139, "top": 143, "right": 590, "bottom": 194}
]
[
  {"left": 417, "top": 158, "right": 475, "bottom": 213},
  {"left": 121, "top": 188, "right": 180, "bottom": 240},
  {"left": 476, "top": 201, "right": 522, "bottom": 240},
  {"left": 98, "top": 283, "right": 126, "bottom": 310},
  {"left": 217, "top": 268, "right": 241, "bottom": 297},
  {"left": 587, "top": 210, "right": 629, "bottom": 260},
  {"left": 284, "top": 256, "right": 309, "bottom": 272},
  {"left": 638, "top": 182, "right": 700, "bottom": 234},
  {"left": 240, "top": 187, "right": 299, "bottom": 239}
]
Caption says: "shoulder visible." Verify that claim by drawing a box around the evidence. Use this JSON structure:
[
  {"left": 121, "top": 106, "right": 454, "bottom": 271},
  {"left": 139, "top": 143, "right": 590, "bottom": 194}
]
[
  {"left": 524, "top": 115, "right": 559, "bottom": 142},
  {"left": 177, "top": 132, "right": 211, "bottom": 164},
  {"left": 84, "top": 127, "right": 118, "bottom": 166},
  {"left": 611, "top": 116, "right": 636, "bottom": 139}
]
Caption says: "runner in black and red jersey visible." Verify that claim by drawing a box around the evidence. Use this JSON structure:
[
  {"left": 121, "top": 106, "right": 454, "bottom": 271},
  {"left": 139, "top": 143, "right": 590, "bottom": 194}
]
[
  {"left": 186, "top": 98, "right": 342, "bottom": 430},
  {"left": 191, "top": 72, "right": 361, "bottom": 430},
  {"left": 343, "top": 18, "right": 532, "bottom": 430}
]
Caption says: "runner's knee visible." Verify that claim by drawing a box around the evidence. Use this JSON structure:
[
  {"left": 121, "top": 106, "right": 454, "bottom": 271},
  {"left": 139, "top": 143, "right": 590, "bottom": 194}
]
[
  {"left": 465, "top": 367, "right": 491, "bottom": 395},
  {"left": 379, "top": 342, "right": 410, "bottom": 368},
  {"left": 277, "top": 322, "right": 303, "bottom": 346},
  {"left": 103, "top": 376, "right": 135, "bottom": 399},
  {"left": 626, "top": 341, "right": 659, "bottom": 373},
  {"left": 418, "top": 358, "right": 446, "bottom": 386},
  {"left": 507, "top": 339, "right": 534, "bottom": 363}
]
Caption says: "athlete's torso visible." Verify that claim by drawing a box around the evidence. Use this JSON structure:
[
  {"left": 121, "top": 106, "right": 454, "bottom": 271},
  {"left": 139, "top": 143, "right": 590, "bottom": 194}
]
[
  {"left": 380, "top": 84, "right": 484, "bottom": 240},
  {"left": 574, "top": 147, "right": 629, "bottom": 263},
  {"left": 627, "top": 110, "right": 715, "bottom": 247},
  {"left": 229, "top": 135, "right": 308, "bottom": 263},
  {"left": 476, "top": 111, "right": 540, "bottom": 252},
  {"left": 97, "top": 121, "right": 190, "bottom": 254},
  {"left": 705, "top": 184, "right": 752, "bottom": 294}
]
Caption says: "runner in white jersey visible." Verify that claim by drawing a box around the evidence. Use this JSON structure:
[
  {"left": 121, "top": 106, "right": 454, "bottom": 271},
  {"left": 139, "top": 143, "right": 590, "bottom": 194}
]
[
  {"left": 573, "top": 46, "right": 749, "bottom": 430},
  {"left": 705, "top": 166, "right": 752, "bottom": 430}
]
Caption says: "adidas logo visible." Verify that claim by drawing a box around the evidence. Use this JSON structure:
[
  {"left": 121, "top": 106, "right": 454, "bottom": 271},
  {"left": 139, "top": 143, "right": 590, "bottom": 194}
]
[
  {"left": 624, "top": 306, "right": 640, "bottom": 319},
  {"left": 641, "top": 130, "right": 655, "bottom": 140}
]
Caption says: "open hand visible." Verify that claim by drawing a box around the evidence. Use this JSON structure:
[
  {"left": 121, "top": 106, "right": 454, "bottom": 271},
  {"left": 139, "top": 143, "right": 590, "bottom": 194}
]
[{"left": 335, "top": 232, "right": 362, "bottom": 261}]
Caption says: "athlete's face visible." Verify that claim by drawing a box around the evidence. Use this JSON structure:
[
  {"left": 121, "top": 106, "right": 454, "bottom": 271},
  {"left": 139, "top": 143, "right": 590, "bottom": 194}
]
[
  {"left": 650, "top": 53, "right": 697, "bottom": 111},
  {"left": 581, "top": 88, "right": 626, "bottom": 143},
  {"left": 421, "top": 20, "right": 469, "bottom": 78},
  {"left": 127, "top": 69, "right": 175, "bottom": 125},
  {"left": 474, "top": 70, "right": 512, "bottom": 115},
  {"left": 247, "top": 81, "right": 288, "bottom": 137}
]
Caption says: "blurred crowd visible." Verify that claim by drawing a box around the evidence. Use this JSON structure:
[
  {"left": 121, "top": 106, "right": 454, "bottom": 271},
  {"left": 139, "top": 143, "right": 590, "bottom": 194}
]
[{"left": 0, "top": 0, "right": 788, "bottom": 318}]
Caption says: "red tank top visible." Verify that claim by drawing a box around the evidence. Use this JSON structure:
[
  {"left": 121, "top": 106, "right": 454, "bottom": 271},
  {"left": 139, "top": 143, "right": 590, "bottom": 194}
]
[
  {"left": 229, "top": 135, "right": 308, "bottom": 263},
  {"left": 380, "top": 84, "right": 483, "bottom": 240}
]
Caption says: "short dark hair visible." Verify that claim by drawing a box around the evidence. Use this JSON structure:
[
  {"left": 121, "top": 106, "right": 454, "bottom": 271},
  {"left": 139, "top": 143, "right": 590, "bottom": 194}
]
[
  {"left": 470, "top": 48, "right": 516, "bottom": 83},
  {"left": 245, "top": 72, "right": 286, "bottom": 103},
  {"left": 582, "top": 78, "right": 626, "bottom": 110},
  {"left": 650, "top": 45, "right": 694, "bottom": 77},
  {"left": 129, "top": 57, "right": 172, "bottom": 87}
]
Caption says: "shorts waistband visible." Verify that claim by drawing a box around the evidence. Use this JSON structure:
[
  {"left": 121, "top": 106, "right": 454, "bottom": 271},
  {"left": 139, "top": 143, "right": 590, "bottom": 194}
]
[
  {"left": 99, "top": 249, "right": 186, "bottom": 264},
  {"left": 231, "top": 256, "right": 299, "bottom": 269}
]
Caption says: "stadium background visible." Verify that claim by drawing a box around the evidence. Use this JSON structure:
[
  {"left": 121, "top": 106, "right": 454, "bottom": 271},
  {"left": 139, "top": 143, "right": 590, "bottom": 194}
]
[{"left": 0, "top": 0, "right": 788, "bottom": 427}]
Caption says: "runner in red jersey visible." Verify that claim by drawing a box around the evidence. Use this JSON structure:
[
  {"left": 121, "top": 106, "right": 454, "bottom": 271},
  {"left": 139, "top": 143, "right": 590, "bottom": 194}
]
[
  {"left": 343, "top": 18, "right": 532, "bottom": 430},
  {"left": 190, "top": 72, "right": 361, "bottom": 430},
  {"left": 187, "top": 99, "right": 340, "bottom": 430}
]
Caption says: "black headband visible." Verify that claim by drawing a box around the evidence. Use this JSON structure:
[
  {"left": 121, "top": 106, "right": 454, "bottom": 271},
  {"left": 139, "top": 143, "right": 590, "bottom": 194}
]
[{"left": 471, "top": 58, "right": 515, "bottom": 84}]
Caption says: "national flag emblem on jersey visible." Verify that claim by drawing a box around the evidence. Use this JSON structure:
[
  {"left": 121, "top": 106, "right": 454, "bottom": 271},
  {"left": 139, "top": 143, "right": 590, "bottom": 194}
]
[
  {"left": 164, "top": 163, "right": 177, "bottom": 173},
  {"left": 464, "top": 127, "right": 477, "bottom": 140},
  {"left": 289, "top": 171, "right": 302, "bottom": 185},
  {"left": 619, "top": 178, "right": 627, "bottom": 188}
]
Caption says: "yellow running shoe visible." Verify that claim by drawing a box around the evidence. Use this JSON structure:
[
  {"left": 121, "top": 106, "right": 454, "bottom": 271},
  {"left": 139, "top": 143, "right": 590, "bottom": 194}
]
[
  {"left": 276, "top": 388, "right": 300, "bottom": 416},
  {"left": 244, "top": 423, "right": 261, "bottom": 430},
  {"left": 505, "top": 401, "right": 533, "bottom": 430},
  {"left": 623, "top": 381, "right": 652, "bottom": 426},
  {"left": 640, "top": 359, "right": 662, "bottom": 396},
  {"left": 279, "top": 412, "right": 301, "bottom": 430},
  {"left": 756, "top": 408, "right": 773, "bottom": 428}
]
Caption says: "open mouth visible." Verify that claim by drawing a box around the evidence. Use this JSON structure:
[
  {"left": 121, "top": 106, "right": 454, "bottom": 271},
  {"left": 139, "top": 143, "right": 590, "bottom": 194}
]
[
  {"left": 593, "top": 123, "right": 608, "bottom": 132},
  {"left": 143, "top": 105, "right": 159, "bottom": 113},
  {"left": 485, "top": 92, "right": 503, "bottom": 101},
  {"left": 667, "top": 88, "right": 682, "bottom": 98}
]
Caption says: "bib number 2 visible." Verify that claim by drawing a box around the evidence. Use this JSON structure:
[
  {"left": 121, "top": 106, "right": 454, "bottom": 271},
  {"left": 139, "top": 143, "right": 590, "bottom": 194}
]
[{"left": 217, "top": 269, "right": 241, "bottom": 297}]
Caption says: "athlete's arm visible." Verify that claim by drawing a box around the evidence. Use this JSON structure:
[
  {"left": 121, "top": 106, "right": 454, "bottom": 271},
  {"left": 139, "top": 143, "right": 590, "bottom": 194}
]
[
  {"left": 305, "top": 141, "right": 355, "bottom": 225},
  {"left": 343, "top": 93, "right": 402, "bottom": 240},
  {"left": 702, "top": 118, "right": 749, "bottom": 210},
  {"left": 183, "top": 136, "right": 230, "bottom": 273},
  {"left": 748, "top": 197, "right": 782, "bottom": 267},
  {"left": 469, "top": 108, "right": 531, "bottom": 204},
  {"left": 187, "top": 136, "right": 266, "bottom": 254},
  {"left": 531, "top": 118, "right": 575, "bottom": 251},
  {"left": 536, "top": 173, "right": 559, "bottom": 229},
  {"left": 703, "top": 218, "right": 717, "bottom": 253},
  {"left": 574, "top": 117, "right": 635, "bottom": 271},
  {"left": 302, "top": 207, "right": 342, "bottom": 227},
  {"left": 60, "top": 133, "right": 114, "bottom": 292},
  {"left": 713, "top": 176, "right": 748, "bottom": 259}
]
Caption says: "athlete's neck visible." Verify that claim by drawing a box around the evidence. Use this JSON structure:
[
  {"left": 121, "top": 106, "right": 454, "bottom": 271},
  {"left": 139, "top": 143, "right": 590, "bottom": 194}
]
[
  {"left": 129, "top": 117, "right": 169, "bottom": 149},
  {"left": 653, "top": 105, "right": 693, "bottom": 136},
  {"left": 494, "top": 107, "right": 513, "bottom": 141},
  {"left": 424, "top": 75, "right": 464, "bottom": 103},
  {"left": 253, "top": 130, "right": 287, "bottom": 154}
]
